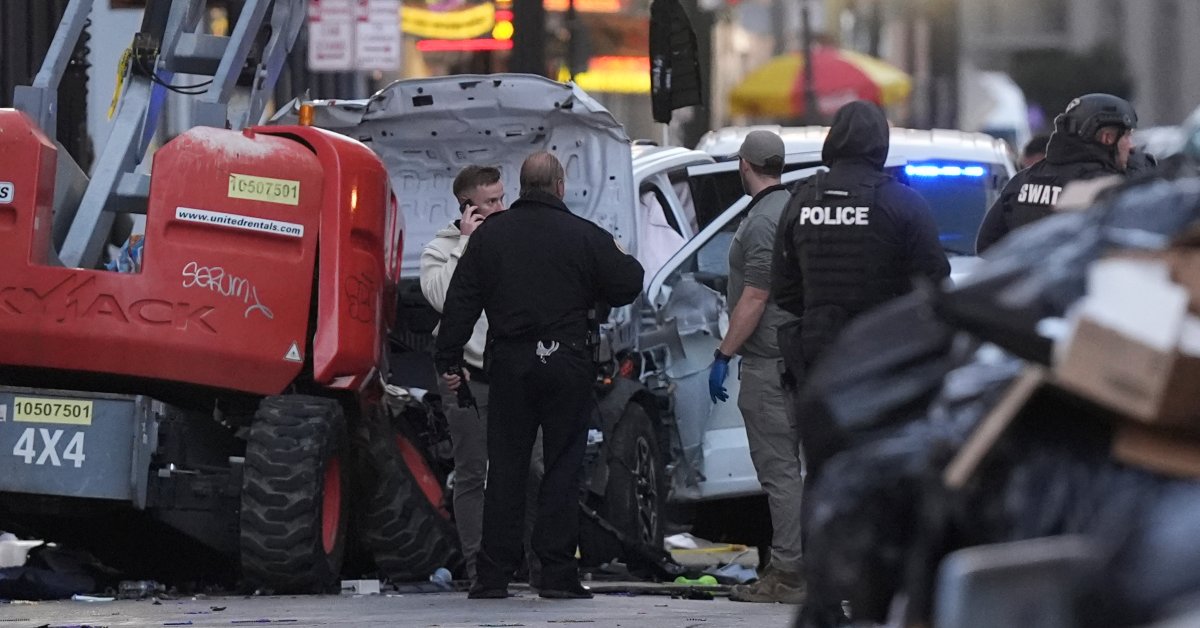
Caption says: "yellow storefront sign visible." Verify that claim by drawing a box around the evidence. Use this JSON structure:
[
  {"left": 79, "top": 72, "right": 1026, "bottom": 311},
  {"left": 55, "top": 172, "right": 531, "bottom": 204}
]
[
  {"left": 543, "top": 0, "right": 621, "bottom": 12},
  {"left": 558, "top": 56, "right": 651, "bottom": 95},
  {"left": 227, "top": 174, "right": 300, "bottom": 206},
  {"left": 403, "top": 3, "right": 496, "bottom": 40}
]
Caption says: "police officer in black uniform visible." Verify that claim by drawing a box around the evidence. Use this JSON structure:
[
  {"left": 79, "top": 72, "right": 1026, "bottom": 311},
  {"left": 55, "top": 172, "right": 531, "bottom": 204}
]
[
  {"left": 772, "top": 100, "right": 950, "bottom": 381},
  {"left": 976, "top": 93, "right": 1138, "bottom": 253},
  {"left": 435, "top": 151, "right": 644, "bottom": 600},
  {"left": 772, "top": 98, "right": 950, "bottom": 628}
]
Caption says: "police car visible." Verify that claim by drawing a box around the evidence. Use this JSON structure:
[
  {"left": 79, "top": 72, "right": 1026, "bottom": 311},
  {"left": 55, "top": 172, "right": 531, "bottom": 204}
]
[{"left": 694, "top": 125, "right": 1018, "bottom": 280}]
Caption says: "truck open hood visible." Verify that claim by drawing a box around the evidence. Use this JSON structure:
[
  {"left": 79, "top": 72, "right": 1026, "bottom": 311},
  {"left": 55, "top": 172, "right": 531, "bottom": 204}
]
[{"left": 274, "top": 74, "right": 635, "bottom": 278}]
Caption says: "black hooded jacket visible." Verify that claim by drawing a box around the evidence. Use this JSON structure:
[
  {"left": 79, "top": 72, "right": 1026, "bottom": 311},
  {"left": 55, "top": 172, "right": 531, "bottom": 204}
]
[
  {"left": 771, "top": 101, "right": 949, "bottom": 370},
  {"left": 975, "top": 116, "right": 1126, "bottom": 253}
]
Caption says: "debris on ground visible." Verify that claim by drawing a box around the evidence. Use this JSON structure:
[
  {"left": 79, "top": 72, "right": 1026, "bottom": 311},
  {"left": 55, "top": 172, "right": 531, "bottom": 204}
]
[
  {"left": 664, "top": 533, "right": 747, "bottom": 555},
  {"left": 702, "top": 563, "right": 757, "bottom": 585},
  {"left": 428, "top": 567, "right": 453, "bottom": 591},
  {"left": 664, "top": 534, "right": 702, "bottom": 550},
  {"left": 673, "top": 575, "right": 718, "bottom": 586},
  {"left": 578, "top": 581, "right": 730, "bottom": 598},
  {"left": 69, "top": 594, "right": 113, "bottom": 602},
  {"left": 338, "top": 580, "right": 381, "bottom": 595},
  {"left": 118, "top": 580, "right": 166, "bottom": 600},
  {"left": 0, "top": 533, "right": 44, "bottom": 568}
]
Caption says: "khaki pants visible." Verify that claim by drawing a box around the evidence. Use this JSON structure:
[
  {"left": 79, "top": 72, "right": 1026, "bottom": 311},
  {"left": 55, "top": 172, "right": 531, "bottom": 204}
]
[{"left": 737, "top": 355, "right": 805, "bottom": 573}]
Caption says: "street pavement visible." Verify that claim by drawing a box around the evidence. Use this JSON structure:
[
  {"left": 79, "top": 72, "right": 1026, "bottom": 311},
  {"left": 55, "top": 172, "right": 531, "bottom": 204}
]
[{"left": 1, "top": 587, "right": 797, "bottom": 627}]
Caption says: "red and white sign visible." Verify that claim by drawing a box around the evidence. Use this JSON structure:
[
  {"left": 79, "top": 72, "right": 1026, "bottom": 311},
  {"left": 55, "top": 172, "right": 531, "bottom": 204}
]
[
  {"left": 308, "top": 0, "right": 356, "bottom": 71},
  {"left": 355, "top": 0, "right": 402, "bottom": 72}
]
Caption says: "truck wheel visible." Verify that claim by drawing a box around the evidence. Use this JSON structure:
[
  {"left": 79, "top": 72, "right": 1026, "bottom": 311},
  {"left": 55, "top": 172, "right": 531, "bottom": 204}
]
[
  {"left": 240, "top": 395, "right": 348, "bottom": 593},
  {"left": 359, "top": 419, "right": 463, "bottom": 582},
  {"left": 584, "top": 403, "right": 667, "bottom": 565}
]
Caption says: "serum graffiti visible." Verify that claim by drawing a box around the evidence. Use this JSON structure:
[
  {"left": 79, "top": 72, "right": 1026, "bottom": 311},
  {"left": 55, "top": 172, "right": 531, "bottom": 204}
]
[{"left": 181, "top": 262, "right": 274, "bottom": 320}]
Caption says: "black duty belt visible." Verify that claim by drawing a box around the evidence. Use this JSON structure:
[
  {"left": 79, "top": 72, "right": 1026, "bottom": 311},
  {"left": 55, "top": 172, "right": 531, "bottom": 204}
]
[{"left": 492, "top": 337, "right": 588, "bottom": 352}]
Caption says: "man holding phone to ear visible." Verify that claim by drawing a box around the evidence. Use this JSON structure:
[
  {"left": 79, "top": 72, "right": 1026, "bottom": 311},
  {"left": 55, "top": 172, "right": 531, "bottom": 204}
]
[{"left": 421, "top": 165, "right": 542, "bottom": 583}]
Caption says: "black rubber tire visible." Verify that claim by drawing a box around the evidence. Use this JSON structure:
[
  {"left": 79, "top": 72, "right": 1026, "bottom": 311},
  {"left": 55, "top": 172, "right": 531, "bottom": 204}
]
[
  {"left": 583, "top": 403, "right": 668, "bottom": 566},
  {"left": 358, "top": 418, "right": 464, "bottom": 582},
  {"left": 240, "top": 395, "right": 348, "bottom": 593}
]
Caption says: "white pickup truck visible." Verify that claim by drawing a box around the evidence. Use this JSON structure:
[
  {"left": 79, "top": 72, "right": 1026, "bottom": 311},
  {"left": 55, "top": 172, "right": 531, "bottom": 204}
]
[{"left": 287, "top": 75, "right": 1017, "bottom": 568}]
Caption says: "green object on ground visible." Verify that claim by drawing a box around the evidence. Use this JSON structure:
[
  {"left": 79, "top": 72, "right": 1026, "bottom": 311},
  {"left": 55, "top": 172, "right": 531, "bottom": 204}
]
[{"left": 674, "top": 575, "right": 718, "bottom": 586}]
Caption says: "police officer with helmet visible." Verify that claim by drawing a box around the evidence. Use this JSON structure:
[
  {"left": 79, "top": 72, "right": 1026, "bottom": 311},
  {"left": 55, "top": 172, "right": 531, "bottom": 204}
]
[{"left": 976, "top": 93, "right": 1139, "bottom": 253}]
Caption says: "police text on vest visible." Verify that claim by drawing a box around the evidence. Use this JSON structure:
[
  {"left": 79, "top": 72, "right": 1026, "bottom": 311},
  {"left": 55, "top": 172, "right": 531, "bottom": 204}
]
[
  {"left": 1016, "top": 183, "right": 1063, "bottom": 206},
  {"left": 798, "top": 206, "right": 870, "bottom": 226}
]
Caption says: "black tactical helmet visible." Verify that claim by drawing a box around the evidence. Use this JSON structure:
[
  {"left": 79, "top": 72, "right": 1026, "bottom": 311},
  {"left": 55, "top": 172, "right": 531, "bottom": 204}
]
[{"left": 1058, "top": 93, "right": 1138, "bottom": 140}]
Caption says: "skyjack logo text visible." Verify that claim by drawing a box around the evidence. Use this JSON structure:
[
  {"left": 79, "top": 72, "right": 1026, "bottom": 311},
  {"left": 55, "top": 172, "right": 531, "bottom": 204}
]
[{"left": 175, "top": 207, "right": 304, "bottom": 238}]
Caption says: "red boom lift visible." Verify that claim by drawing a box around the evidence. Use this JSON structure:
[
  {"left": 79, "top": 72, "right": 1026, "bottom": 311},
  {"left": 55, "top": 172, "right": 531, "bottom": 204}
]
[{"left": 0, "top": 0, "right": 459, "bottom": 592}]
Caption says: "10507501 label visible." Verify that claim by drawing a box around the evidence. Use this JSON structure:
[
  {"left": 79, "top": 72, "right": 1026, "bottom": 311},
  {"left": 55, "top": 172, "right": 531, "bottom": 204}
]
[
  {"left": 227, "top": 174, "right": 300, "bottom": 206},
  {"left": 13, "top": 397, "right": 94, "bottom": 426}
]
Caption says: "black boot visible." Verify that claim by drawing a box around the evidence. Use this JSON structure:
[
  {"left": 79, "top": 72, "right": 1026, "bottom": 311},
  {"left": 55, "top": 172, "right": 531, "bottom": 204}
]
[
  {"left": 538, "top": 582, "right": 592, "bottom": 599},
  {"left": 467, "top": 581, "right": 509, "bottom": 599}
]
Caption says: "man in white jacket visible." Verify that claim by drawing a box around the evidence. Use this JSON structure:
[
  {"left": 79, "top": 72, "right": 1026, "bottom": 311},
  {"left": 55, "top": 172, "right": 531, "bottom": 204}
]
[
  {"left": 421, "top": 166, "right": 505, "bottom": 372},
  {"left": 421, "top": 165, "right": 541, "bottom": 582}
]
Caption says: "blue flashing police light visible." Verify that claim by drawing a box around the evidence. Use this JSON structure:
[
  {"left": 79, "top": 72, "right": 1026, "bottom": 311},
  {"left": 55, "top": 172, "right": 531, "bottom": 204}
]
[{"left": 905, "top": 164, "right": 987, "bottom": 177}]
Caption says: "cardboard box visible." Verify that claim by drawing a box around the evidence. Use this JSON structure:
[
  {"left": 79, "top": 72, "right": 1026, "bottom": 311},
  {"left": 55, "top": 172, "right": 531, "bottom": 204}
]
[
  {"left": 1166, "top": 246, "right": 1200, "bottom": 313},
  {"left": 1120, "top": 244, "right": 1200, "bottom": 314},
  {"left": 1057, "top": 318, "right": 1200, "bottom": 427},
  {"left": 1112, "top": 422, "right": 1200, "bottom": 479},
  {"left": 1055, "top": 257, "right": 1200, "bottom": 429}
]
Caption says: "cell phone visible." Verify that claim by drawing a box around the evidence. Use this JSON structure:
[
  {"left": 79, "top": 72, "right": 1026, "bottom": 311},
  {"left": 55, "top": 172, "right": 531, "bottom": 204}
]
[{"left": 460, "top": 199, "right": 472, "bottom": 213}]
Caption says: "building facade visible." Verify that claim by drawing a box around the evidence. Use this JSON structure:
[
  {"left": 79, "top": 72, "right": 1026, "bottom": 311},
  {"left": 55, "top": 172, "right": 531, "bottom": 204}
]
[{"left": 961, "top": 0, "right": 1200, "bottom": 126}]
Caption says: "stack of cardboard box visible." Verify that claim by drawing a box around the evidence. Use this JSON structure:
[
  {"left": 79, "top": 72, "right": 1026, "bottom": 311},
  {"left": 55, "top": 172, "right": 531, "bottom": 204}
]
[
  {"left": 945, "top": 238, "right": 1200, "bottom": 488},
  {"left": 1055, "top": 238, "right": 1200, "bottom": 477}
]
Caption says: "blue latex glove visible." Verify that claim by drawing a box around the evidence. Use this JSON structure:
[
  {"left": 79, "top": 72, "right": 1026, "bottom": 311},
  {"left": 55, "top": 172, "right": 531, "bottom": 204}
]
[{"left": 709, "top": 358, "right": 730, "bottom": 403}]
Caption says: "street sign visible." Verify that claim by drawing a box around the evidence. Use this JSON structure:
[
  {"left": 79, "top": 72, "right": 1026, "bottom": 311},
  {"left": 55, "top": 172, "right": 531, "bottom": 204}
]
[
  {"left": 308, "top": 0, "right": 356, "bottom": 71},
  {"left": 355, "top": 0, "right": 402, "bottom": 72},
  {"left": 308, "top": 0, "right": 401, "bottom": 72}
]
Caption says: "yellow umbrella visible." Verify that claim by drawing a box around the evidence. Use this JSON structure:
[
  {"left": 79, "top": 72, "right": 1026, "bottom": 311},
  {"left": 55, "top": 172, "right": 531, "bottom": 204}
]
[{"left": 730, "top": 47, "right": 912, "bottom": 119}]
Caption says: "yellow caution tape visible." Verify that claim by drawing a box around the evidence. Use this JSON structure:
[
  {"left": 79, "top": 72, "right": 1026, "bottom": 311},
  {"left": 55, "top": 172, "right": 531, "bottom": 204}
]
[{"left": 107, "top": 47, "right": 132, "bottom": 120}]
